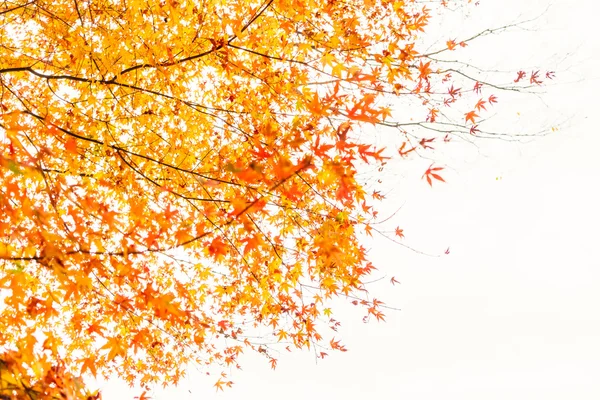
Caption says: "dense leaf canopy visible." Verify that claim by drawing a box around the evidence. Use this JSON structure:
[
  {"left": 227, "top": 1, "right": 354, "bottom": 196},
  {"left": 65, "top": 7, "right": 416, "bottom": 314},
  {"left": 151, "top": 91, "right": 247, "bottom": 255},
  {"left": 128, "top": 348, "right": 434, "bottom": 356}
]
[{"left": 0, "top": 0, "right": 549, "bottom": 397}]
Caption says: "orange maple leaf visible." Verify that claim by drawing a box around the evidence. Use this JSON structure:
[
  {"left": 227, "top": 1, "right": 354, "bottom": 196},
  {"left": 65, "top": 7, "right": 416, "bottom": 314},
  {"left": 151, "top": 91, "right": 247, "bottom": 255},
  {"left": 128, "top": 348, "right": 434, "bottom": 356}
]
[
  {"left": 208, "top": 237, "right": 228, "bottom": 259},
  {"left": 464, "top": 111, "right": 479, "bottom": 124},
  {"left": 422, "top": 164, "right": 446, "bottom": 187},
  {"left": 418, "top": 60, "right": 432, "bottom": 80},
  {"left": 242, "top": 235, "right": 262, "bottom": 256},
  {"left": 64, "top": 138, "right": 78, "bottom": 154},
  {"left": 474, "top": 98, "right": 486, "bottom": 111},
  {"left": 398, "top": 142, "right": 416, "bottom": 157},
  {"left": 134, "top": 391, "right": 152, "bottom": 400},
  {"left": 101, "top": 337, "right": 125, "bottom": 361}
]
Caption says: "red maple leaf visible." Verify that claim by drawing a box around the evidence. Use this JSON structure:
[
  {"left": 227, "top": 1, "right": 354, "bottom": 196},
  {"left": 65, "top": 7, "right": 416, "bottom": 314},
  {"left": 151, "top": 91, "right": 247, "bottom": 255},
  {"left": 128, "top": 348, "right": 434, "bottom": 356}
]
[
  {"left": 419, "top": 137, "right": 435, "bottom": 150},
  {"left": 530, "top": 70, "right": 542, "bottom": 85},
  {"left": 448, "top": 85, "right": 460, "bottom": 99},
  {"left": 514, "top": 70, "right": 526, "bottom": 83},
  {"left": 217, "top": 320, "right": 229, "bottom": 331},
  {"left": 337, "top": 121, "right": 351, "bottom": 141},
  {"left": 65, "top": 138, "right": 78, "bottom": 154}
]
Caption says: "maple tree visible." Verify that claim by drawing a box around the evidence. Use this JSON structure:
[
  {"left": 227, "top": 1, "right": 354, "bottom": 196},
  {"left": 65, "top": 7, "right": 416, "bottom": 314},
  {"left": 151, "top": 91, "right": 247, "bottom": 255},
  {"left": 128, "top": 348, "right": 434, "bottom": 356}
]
[{"left": 0, "top": 0, "right": 553, "bottom": 398}]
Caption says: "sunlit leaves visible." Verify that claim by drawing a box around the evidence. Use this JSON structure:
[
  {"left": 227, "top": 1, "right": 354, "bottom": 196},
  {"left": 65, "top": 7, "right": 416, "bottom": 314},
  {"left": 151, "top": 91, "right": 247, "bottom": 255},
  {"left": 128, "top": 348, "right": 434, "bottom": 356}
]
[{"left": 0, "top": 0, "right": 546, "bottom": 395}]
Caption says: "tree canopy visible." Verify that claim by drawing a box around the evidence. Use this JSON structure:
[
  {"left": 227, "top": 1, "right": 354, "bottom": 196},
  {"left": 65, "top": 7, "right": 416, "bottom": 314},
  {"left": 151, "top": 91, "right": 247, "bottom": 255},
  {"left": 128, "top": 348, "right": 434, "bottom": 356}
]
[{"left": 0, "top": 0, "right": 552, "bottom": 398}]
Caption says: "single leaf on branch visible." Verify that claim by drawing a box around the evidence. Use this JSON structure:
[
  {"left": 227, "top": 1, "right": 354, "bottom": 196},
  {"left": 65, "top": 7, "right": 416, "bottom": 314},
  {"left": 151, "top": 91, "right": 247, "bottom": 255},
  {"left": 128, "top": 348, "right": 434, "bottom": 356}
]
[
  {"left": 465, "top": 111, "right": 479, "bottom": 124},
  {"left": 422, "top": 164, "right": 446, "bottom": 187}
]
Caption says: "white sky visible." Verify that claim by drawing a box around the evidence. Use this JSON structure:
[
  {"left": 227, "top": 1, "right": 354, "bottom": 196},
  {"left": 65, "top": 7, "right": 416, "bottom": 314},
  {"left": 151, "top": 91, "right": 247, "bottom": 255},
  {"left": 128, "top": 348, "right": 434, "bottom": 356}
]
[{"left": 99, "top": 0, "right": 600, "bottom": 398}]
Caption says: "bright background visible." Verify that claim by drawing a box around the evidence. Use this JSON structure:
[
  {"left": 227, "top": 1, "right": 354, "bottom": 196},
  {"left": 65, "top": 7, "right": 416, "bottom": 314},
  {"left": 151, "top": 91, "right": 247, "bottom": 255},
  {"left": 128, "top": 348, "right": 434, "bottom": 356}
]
[{"left": 100, "top": 0, "right": 600, "bottom": 398}]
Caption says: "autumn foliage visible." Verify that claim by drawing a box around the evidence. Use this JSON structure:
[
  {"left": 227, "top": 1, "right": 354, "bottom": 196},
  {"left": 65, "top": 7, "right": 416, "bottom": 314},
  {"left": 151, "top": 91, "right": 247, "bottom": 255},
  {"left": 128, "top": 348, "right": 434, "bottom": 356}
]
[{"left": 0, "top": 0, "right": 551, "bottom": 397}]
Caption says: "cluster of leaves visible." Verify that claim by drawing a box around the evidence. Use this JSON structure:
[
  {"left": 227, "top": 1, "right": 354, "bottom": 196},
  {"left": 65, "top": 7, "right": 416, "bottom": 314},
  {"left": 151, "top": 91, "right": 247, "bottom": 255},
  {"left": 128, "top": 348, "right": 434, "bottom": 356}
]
[
  {"left": 0, "top": 351, "right": 100, "bottom": 399},
  {"left": 0, "top": 0, "right": 551, "bottom": 396}
]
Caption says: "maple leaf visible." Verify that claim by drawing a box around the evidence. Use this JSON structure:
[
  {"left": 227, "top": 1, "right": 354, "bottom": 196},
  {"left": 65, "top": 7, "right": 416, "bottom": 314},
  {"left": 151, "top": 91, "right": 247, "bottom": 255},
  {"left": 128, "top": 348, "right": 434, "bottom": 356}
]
[
  {"left": 368, "top": 304, "right": 386, "bottom": 322},
  {"left": 242, "top": 234, "right": 262, "bottom": 256},
  {"left": 321, "top": 52, "right": 336, "bottom": 67},
  {"left": 488, "top": 94, "right": 498, "bottom": 105},
  {"left": 330, "top": 339, "right": 347, "bottom": 352},
  {"left": 208, "top": 237, "right": 228, "bottom": 260},
  {"left": 64, "top": 138, "right": 78, "bottom": 154},
  {"left": 337, "top": 121, "right": 351, "bottom": 141},
  {"left": 101, "top": 337, "right": 125, "bottom": 361},
  {"left": 446, "top": 39, "right": 457, "bottom": 50},
  {"left": 514, "top": 70, "right": 526, "bottom": 82},
  {"left": 448, "top": 84, "right": 461, "bottom": 99},
  {"left": 276, "top": 330, "right": 288, "bottom": 341},
  {"left": 80, "top": 357, "right": 98, "bottom": 378},
  {"left": 530, "top": 70, "right": 543, "bottom": 85},
  {"left": 464, "top": 111, "right": 479, "bottom": 124},
  {"left": 394, "top": 227, "right": 404, "bottom": 238},
  {"left": 422, "top": 164, "right": 446, "bottom": 187},
  {"left": 217, "top": 320, "right": 230, "bottom": 331},
  {"left": 398, "top": 142, "right": 416, "bottom": 157},
  {"left": 307, "top": 93, "right": 323, "bottom": 115},
  {"left": 163, "top": 204, "right": 178, "bottom": 220},
  {"left": 390, "top": 276, "right": 400, "bottom": 285},
  {"left": 418, "top": 60, "right": 432, "bottom": 80},
  {"left": 214, "top": 379, "right": 226, "bottom": 392},
  {"left": 86, "top": 323, "right": 105, "bottom": 337},
  {"left": 379, "top": 106, "right": 393, "bottom": 121},
  {"left": 473, "top": 81, "right": 483, "bottom": 94},
  {"left": 474, "top": 99, "right": 487, "bottom": 111}
]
